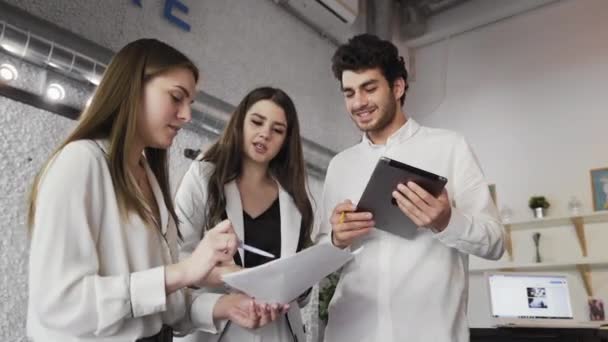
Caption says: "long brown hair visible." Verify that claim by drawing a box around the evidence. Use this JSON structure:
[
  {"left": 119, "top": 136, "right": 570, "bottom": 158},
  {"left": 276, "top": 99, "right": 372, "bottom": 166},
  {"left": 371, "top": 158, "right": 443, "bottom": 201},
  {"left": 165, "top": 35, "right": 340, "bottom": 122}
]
[
  {"left": 27, "top": 39, "right": 199, "bottom": 234},
  {"left": 203, "top": 87, "right": 313, "bottom": 249}
]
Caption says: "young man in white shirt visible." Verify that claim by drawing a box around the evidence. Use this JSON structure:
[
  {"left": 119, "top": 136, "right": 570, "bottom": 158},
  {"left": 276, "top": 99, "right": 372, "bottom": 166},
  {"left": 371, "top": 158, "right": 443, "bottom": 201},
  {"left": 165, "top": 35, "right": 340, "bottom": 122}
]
[{"left": 315, "top": 34, "right": 505, "bottom": 342}]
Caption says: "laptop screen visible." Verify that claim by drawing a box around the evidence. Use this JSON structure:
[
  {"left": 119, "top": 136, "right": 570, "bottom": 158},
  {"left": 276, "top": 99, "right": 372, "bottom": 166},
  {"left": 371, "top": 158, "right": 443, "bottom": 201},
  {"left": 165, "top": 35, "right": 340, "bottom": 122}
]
[{"left": 488, "top": 273, "right": 573, "bottom": 320}]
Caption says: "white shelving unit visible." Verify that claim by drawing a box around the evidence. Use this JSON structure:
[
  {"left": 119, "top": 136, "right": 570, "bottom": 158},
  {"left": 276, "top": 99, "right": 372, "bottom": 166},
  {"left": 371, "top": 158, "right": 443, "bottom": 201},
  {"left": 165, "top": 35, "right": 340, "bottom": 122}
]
[
  {"left": 470, "top": 211, "right": 608, "bottom": 297},
  {"left": 470, "top": 258, "right": 608, "bottom": 273},
  {"left": 502, "top": 211, "right": 608, "bottom": 261},
  {"left": 505, "top": 211, "right": 608, "bottom": 230}
]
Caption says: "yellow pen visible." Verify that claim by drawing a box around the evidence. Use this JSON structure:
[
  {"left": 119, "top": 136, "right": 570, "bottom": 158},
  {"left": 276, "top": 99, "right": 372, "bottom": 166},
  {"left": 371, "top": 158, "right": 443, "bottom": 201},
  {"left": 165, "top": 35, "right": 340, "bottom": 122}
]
[{"left": 339, "top": 211, "right": 346, "bottom": 224}]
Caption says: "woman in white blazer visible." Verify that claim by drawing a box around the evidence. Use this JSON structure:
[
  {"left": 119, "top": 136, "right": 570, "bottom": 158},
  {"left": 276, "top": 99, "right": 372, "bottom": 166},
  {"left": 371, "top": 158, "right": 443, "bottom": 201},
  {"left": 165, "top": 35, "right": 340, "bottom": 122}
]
[
  {"left": 26, "top": 39, "right": 276, "bottom": 342},
  {"left": 175, "top": 87, "right": 314, "bottom": 342}
]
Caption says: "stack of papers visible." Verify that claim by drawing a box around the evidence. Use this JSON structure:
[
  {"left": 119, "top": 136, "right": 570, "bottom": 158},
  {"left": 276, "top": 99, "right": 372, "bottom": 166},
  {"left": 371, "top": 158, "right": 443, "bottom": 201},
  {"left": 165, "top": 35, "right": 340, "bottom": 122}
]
[{"left": 222, "top": 243, "right": 356, "bottom": 303}]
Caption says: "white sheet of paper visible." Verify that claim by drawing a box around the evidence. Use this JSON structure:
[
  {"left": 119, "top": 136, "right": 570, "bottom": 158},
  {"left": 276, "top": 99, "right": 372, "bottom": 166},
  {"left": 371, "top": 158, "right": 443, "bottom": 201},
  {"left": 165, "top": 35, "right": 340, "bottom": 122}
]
[{"left": 222, "top": 242, "right": 355, "bottom": 303}]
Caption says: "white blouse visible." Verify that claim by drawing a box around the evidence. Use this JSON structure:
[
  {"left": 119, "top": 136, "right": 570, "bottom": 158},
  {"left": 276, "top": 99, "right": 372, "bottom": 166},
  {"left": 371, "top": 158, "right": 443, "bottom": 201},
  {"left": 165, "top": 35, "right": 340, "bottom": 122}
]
[{"left": 27, "top": 140, "right": 213, "bottom": 341}]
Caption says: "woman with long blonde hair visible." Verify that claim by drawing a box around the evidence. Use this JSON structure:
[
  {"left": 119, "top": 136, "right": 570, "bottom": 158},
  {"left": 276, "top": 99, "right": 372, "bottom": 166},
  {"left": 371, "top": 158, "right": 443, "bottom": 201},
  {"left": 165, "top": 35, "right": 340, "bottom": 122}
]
[{"left": 26, "top": 39, "right": 277, "bottom": 342}]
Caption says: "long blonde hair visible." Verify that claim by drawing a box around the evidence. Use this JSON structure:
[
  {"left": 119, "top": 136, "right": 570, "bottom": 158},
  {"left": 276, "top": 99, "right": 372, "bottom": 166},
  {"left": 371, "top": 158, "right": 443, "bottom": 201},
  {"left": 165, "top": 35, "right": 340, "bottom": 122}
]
[{"left": 27, "top": 39, "right": 199, "bottom": 235}]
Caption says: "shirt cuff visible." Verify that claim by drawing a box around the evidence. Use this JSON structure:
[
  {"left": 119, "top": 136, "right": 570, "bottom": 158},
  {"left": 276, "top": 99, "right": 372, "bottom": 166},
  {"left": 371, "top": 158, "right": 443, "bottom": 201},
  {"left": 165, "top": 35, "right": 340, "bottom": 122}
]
[
  {"left": 330, "top": 231, "right": 351, "bottom": 252},
  {"left": 431, "top": 207, "right": 470, "bottom": 246},
  {"left": 190, "top": 293, "right": 228, "bottom": 334},
  {"left": 129, "top": 266, "right": 167, "bottom": 318}
]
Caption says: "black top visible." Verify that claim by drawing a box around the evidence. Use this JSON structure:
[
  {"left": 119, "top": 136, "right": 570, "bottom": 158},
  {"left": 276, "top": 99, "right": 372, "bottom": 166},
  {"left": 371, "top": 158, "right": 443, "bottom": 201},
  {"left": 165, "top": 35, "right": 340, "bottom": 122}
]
[
  {"left": 224, "top": 196, "right": 308, "bottom": 268},
  {"left": 239, "top": 198, "right": 282, "bottom": 268}
]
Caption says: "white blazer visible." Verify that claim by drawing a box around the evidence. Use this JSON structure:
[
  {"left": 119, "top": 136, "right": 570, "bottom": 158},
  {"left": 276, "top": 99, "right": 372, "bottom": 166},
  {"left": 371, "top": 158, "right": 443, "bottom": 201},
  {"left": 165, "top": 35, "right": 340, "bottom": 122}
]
[
  {"left": 27, "top": 140, "right": 210, "bottom": 341},
  {"left": 174, "top": 159, "right": 308, "bottom": 342}
]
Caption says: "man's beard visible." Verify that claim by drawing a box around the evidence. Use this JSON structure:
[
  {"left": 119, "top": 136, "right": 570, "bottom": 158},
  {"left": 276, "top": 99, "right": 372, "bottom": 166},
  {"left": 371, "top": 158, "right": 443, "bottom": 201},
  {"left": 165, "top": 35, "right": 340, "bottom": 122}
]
[{"left": 360, "top": 96, "right": 397, "bottom": 133}]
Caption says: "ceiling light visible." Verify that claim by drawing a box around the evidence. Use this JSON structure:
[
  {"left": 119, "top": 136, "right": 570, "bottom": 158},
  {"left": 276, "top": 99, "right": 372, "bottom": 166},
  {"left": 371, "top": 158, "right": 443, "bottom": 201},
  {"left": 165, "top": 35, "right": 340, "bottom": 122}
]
[
  {"left": 46, "top": 83, "right": 66, "bottom": 101},
  {"left": 0, "top": 42, "right": 22, "bottom": 55},
  {"left": 87, "top": 74, "right": 101, "bottom": 86},
  {"left": 0, "top": 63, "right": 18, "bottom": 81}
]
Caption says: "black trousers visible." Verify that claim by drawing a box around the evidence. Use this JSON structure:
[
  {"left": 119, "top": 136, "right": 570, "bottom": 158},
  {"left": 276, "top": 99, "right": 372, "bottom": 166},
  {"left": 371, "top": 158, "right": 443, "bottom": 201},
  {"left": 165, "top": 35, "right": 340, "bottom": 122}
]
[{"left": 136, "top": 325, "right": 173, "bottom": 342}]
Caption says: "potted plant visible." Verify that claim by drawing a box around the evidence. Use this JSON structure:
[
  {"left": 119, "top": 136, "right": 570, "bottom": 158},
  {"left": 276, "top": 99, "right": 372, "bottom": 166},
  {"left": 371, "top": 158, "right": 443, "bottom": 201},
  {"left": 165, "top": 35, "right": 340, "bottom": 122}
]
[
  {"left": 529, "top": 196, "right": 550, "bottom": 218},
  {"left": 318, "top": 271, "right": 341, "bottom": 338}
]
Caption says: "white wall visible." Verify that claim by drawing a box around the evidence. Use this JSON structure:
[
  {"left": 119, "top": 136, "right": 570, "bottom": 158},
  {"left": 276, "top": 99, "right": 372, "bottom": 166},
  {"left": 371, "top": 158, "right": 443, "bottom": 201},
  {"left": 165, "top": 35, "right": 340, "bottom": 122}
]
[
  {"left": 1, "top": 0, "right": 360, "bottom": 152},
  {"left": 407, "top": 0, "right": 608, "bottom": 327},
  {"left": 0, "top": 98, "right": 75, "bottom": 342}
]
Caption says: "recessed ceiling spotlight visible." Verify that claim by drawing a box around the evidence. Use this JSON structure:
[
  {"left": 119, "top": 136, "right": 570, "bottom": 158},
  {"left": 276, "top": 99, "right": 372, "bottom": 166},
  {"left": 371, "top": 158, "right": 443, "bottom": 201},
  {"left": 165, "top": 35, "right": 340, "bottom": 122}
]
[
  {"left": 0, "top": 63, "right": 18, "bottom": 81},
  {"left": 46, "top": 83, "right": 66, "bottom": 101}
]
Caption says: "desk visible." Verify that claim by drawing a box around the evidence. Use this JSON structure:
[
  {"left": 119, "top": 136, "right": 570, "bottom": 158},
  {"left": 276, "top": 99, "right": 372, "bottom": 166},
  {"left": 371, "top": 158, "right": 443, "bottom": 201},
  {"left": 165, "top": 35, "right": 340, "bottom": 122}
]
[
  {"left": 471, "top": 327, "right": 605, "bottom": 342},
  {"left": 597, "top": 329, "right": 608, "bottom": 341}
]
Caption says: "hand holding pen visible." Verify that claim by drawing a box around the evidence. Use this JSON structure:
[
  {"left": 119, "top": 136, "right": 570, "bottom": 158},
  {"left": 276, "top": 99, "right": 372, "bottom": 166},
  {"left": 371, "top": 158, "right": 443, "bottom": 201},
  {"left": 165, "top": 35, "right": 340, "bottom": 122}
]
[
  {"left": 330, "top": 199, "right": 374, "bottom": 249},
  {"left": 170, "top": 219, "right": 239, "bottom": 290}
]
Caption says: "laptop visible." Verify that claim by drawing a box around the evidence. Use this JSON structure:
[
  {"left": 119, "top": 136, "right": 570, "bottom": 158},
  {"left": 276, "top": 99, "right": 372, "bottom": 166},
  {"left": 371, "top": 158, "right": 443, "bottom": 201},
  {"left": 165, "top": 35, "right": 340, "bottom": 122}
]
[{"left": 486, "top": 272, "right": 604, "bottom": 328}]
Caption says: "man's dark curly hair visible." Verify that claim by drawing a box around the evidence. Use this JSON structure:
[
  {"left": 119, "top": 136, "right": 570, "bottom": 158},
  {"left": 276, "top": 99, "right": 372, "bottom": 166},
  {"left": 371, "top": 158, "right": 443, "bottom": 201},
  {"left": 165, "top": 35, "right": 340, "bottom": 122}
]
[{"left": 332, "top": 34, "right": 409, "bottom": 105}]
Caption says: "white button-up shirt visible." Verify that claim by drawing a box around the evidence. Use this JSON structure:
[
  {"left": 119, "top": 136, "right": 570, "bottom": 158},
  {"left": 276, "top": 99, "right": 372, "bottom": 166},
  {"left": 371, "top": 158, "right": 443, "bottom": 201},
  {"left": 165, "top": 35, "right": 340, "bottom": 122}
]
[
  {"left": 27, "top": 140, "right": 213, "bottom": 341},
  {"left": 315, "top": 119, "right": 505, "bottom": 342}
]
